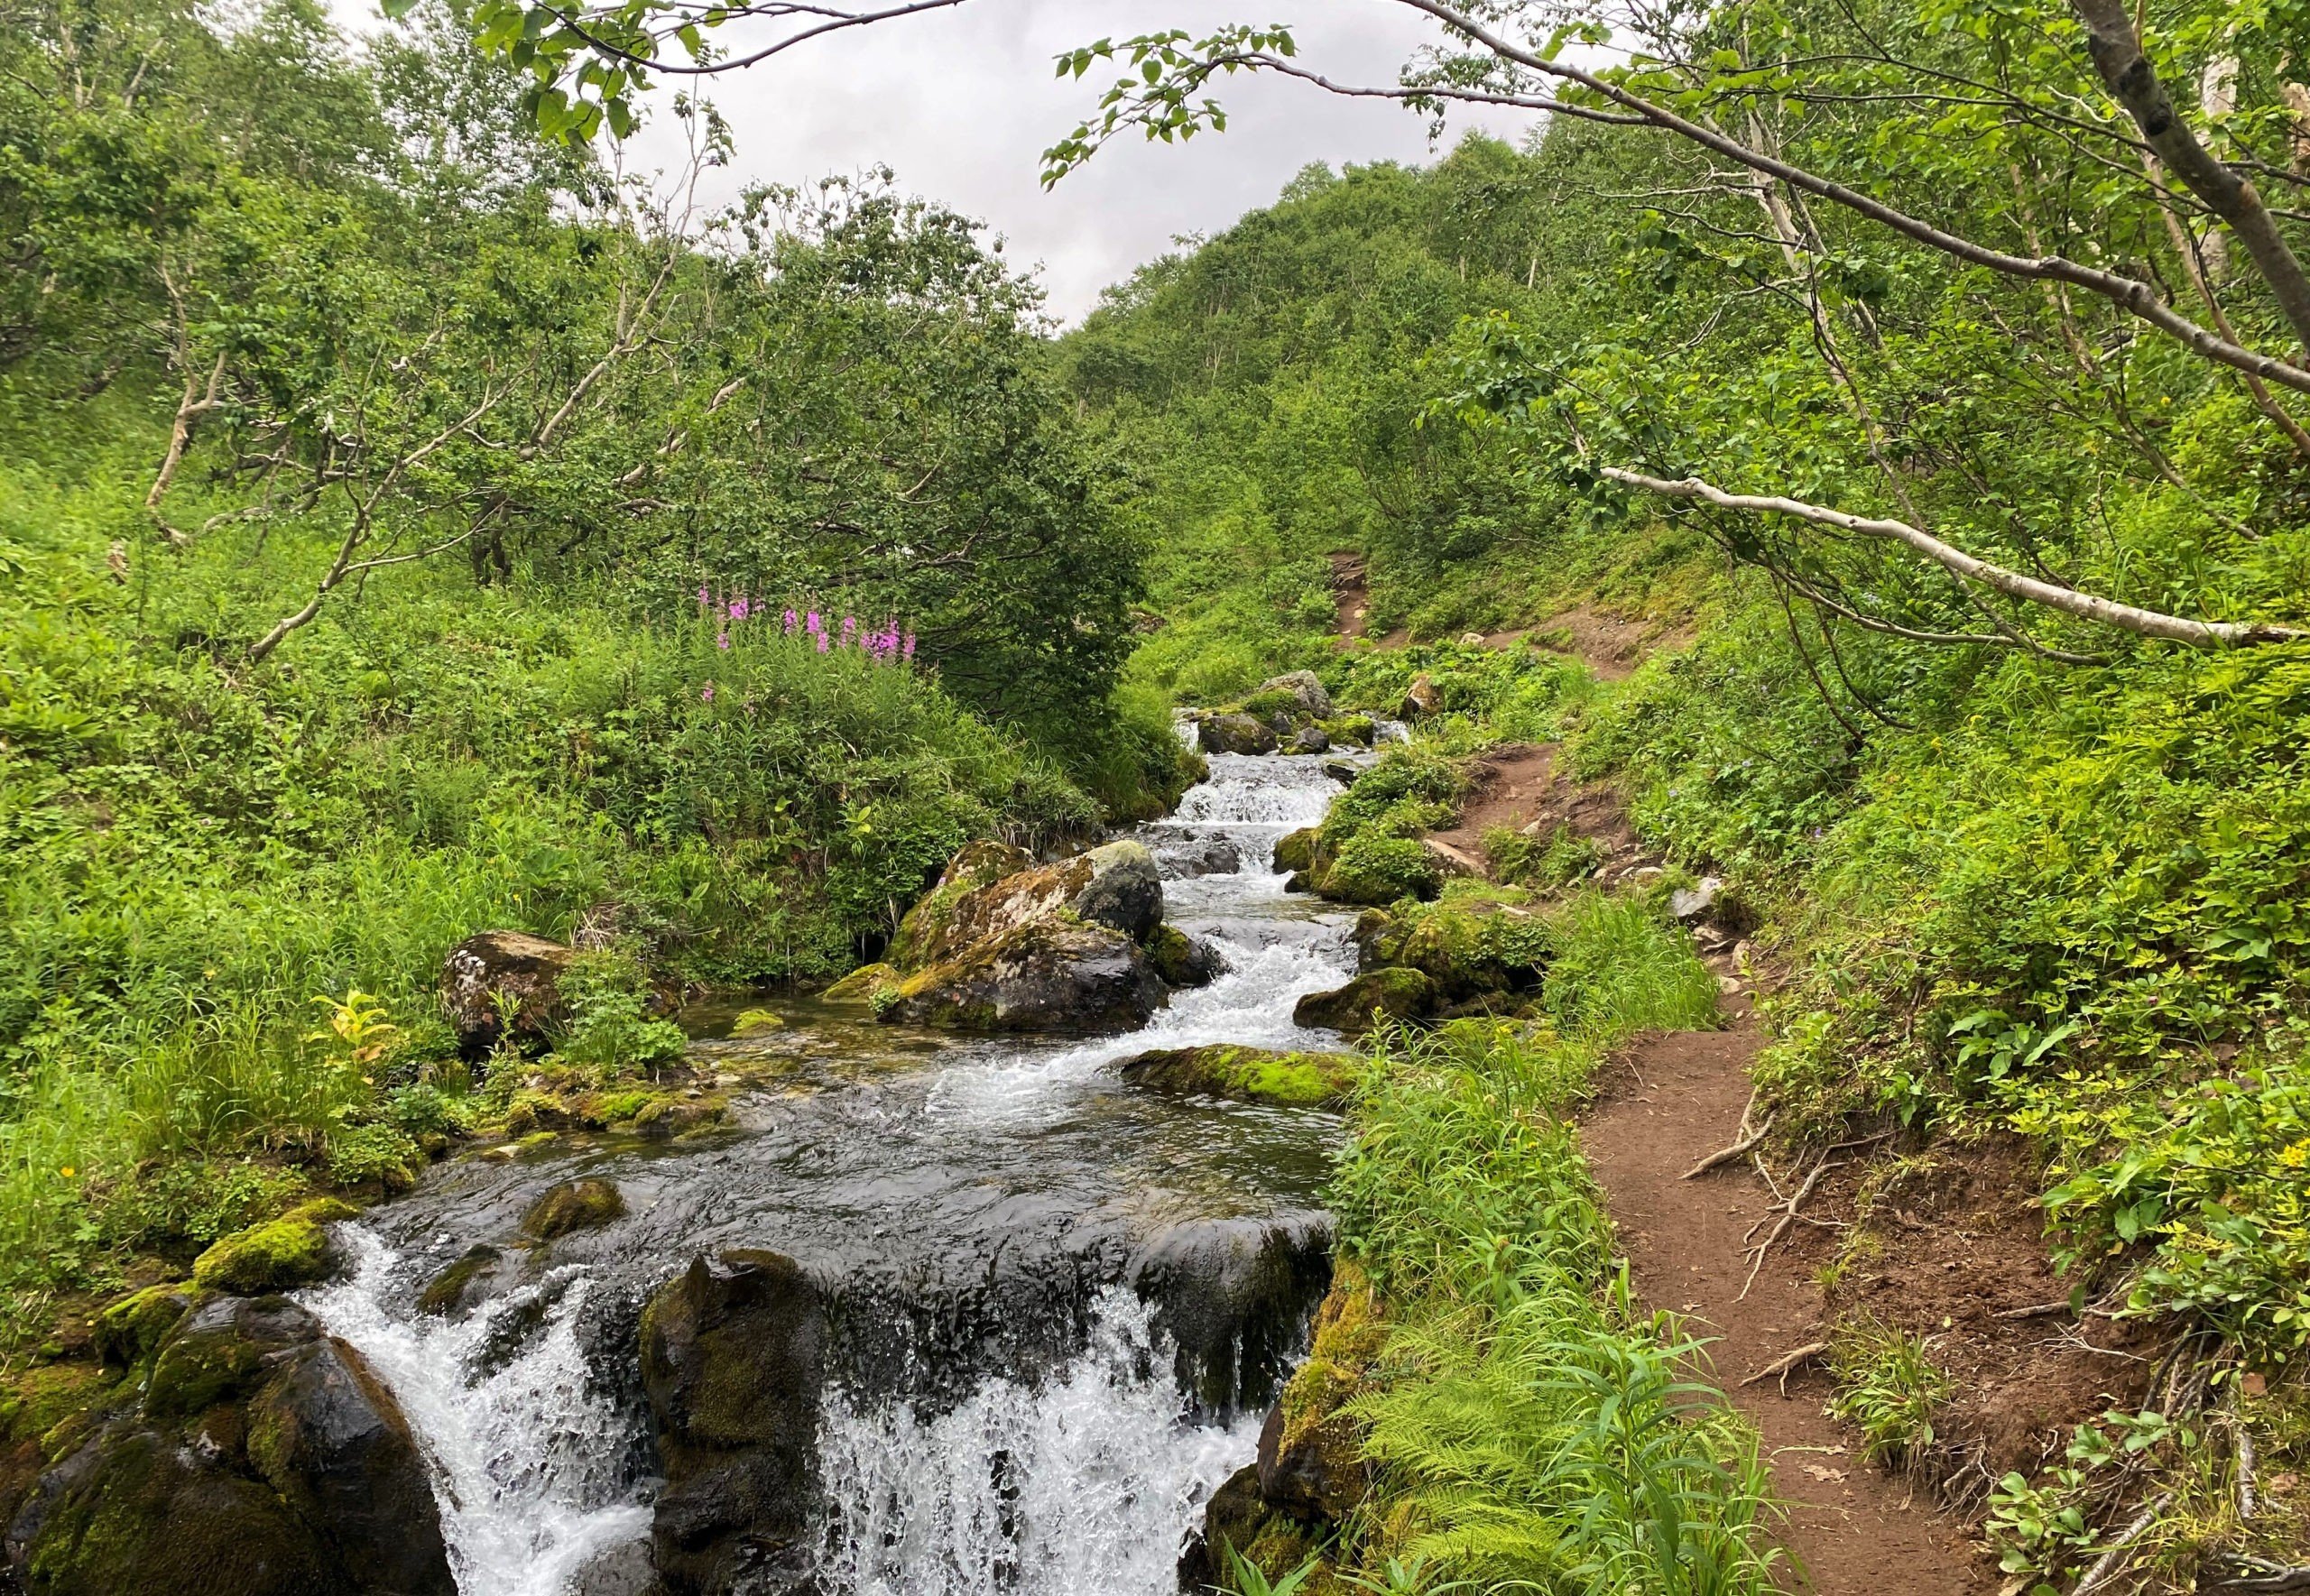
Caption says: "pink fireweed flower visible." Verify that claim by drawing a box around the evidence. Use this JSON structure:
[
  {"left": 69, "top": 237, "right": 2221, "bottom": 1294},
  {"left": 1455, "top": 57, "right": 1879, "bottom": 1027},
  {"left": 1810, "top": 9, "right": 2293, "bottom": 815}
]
[
  {"left": 816, "top": 631, "right": 830, "bottom": 653},
  {"left": 840, "top": 615, "right": 858, "bottom": 647},
  {"left": 696, "top": 585, "right": 710, "bottom": 610},
  {"left": 784, "top": 608, "right": 798, "bottom": 634},
  {"left": 806, "top": 610, "right": 823, "bottom": 636},
  {"left": 729, "top": 598, "right": 750, "bottom": 623},
  {"left": 716, "top": 631, "right": 730, "bottom": 650},
  {"left": 902, "top": 632, "right": 916, "bottom": 661},
  {"left": 701, "top": 681, "right": 715, "bottom": 703}
]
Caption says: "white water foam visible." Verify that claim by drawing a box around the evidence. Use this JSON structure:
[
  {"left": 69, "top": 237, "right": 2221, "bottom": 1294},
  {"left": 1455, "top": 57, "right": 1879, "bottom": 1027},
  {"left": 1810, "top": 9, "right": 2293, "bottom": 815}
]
[
  {"left": 816, "top": 1287, "right": 1257, "bottom": 1596},
  {"left": 301, "top": 1229, "right": 652, "bottom": 1596}
]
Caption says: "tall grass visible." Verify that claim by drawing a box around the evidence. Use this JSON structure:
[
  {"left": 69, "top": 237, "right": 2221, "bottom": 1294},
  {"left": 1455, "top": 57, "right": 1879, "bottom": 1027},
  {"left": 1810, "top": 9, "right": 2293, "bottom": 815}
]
[{"left": 1324, "top": 904, "right": 1779, "bottom": 1593}]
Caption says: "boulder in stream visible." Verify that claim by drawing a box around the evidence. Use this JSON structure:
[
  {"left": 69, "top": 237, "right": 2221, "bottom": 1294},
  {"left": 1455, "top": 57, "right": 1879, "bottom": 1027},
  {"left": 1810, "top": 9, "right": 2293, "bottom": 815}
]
[
  {"left": 1254, "top": 670, "right": 1334, "bottom": 719},
  {"left": 887, "top": 839, "right": 1162, "bottom": 975},
  {"left": 6, "top": 1294, "right": 453, "bottom": 1596},
  {"left": 1291, "top": 967, "right": 1437, "bottom": 1035},
  {"left": 1197, "top": 713, "right": 1279, "bottom": 756},
  {"left": 640, "top": 1250, "right": 827, "bottom": 1596},
  {"left": 440, "top": 929, "right": 578, "bottom": 1054},
  {"left": 1118, "top": 1045, "right": 1356, "bottom": 1109},
  {"left": 881, "top": 919, "right": 1164, "bottom": 1033}
]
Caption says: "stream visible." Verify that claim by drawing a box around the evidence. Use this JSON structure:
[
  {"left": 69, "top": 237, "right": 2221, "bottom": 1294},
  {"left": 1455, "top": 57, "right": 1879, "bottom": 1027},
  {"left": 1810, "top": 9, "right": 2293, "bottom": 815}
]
[{"left": 299, "top": 733, "right": 1379, "bottom": 1596}]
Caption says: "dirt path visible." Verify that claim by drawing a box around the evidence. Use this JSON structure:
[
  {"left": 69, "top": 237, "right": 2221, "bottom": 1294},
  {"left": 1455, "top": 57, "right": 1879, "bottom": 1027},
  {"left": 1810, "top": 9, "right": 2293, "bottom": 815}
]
[{"left": 1582, "top": 1001, "right": 1987, "bottom": 1593}]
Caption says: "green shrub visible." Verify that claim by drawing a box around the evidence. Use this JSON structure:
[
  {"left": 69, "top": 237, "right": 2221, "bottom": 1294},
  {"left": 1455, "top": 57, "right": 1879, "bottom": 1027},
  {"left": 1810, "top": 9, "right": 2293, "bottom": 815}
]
[
  {"left": 1826, "top": 1319, "right": 1947, "bottom": 1468},
  {"left": 1323, "top": 835, "right": 1441, "bottom": 906},
  {"left": 555, "top": 952, "right": 687, "bottom": 1073}
]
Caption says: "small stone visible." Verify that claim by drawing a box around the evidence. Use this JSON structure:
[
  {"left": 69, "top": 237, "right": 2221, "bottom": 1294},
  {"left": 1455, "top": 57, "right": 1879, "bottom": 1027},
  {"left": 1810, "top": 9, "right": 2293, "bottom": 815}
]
[
  {"left": 1669, "top": 875, "right": 1722, "bottom": 920},
  {"left": 1286, "top": 725, "right": 1330, "bottom": 754},
  {"left": 522, "top": 1178, "right": 625, "bottom": 1241},
  {"left": 1458, "top": 631, "right": 1485, "bottom": 646}
]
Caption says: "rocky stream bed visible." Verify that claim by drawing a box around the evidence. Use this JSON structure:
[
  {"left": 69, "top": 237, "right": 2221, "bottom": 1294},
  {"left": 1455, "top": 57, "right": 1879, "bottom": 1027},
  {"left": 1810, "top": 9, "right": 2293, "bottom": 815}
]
[{"left": 9, "top": 724, "right": 1395, "bottom": 1596}]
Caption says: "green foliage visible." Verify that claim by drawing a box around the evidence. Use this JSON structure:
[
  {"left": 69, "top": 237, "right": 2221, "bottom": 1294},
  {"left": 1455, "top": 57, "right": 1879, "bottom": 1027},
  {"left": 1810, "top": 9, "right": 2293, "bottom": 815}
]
[
  {"left": 555, "top": 952, "right": 686, "bottom": 1074},
  {"left": 1322, "top": 835, "right": 1441, "bottom": 907},
  {"left": 1825, "top": 1320, "right": 1947, "bottom": 1469},
  {"left": 1483, "top": 822, "right": 1603, "bottom": 890},
  {"left": 1334, "top": 1019, "right": 1779, "bottom": 1592}
]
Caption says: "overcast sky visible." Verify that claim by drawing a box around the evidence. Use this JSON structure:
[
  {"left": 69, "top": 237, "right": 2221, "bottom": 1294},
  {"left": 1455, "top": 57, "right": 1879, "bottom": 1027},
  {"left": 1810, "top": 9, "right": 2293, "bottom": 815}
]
[{"left": 338, "top": 2, "right": 1542, "bottom": 322}]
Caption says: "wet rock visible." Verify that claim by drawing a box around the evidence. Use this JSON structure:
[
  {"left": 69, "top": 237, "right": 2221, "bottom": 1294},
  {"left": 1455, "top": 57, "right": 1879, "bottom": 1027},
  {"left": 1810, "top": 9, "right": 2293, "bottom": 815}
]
[
  {"left": 93, "top": 1284, "right": 198, "bottom": 1368},
  {"left": 1318, "top": 714, "right": 1375, "bottom": 747},
  {"left": 1069, "top": 839, "right": 1163, "bottom": 944},
  {"left": 1176, "top": 1462, "right": 1315, "bottom": 1595},
  {"left": 415, "top": 1244, "right": 509, "bottom": 1318},
  {"left": 1254, "top": 670, "right": 1334, "bottom": 718},
  {"left": 641, "top": 1250, "right": 827, "bottom": 1596},
  {"left": 522, "top": 1177, "right": 625, "bottom": 1241},
  {"left": 10, "top": 1295, "right": 454, "bottom": 1596},
  {"left": 1271, "top": 827, "right": 1318, "bottom": 875},
  {"left": 1321, "top": 758, "right": 1359, "bottom": 784},
  {"left": 189, "top": 1199, "right": 356, "bottom": 1297},
  {"left": 1283, "top": 726, "right": 1330, "bottom": 755},
  {"left": 820, "top": 961, "right": 895, "bottom": 1001},
  {"left": 1256, "top": 1262, "right": 1382, "bottom": 1522},
  {"left": 245, "top": 1336, "right": 454, "bottom": 1595},
  {"left": 880, "top": 920, "right": 1164, "bottom": 1034},
  {"left": 1151, "top": 832, "right": 1241, "bottom": 878},
  {"left": 1118, "top": 1046, "right": 1356, "bottom": 1109},
  {"left": 882, "top": 841, "right": 1036, "bottom": 970},
  {"left": 441, "top": 929, "right": 578, "bottom": 1054},
  {"left": 1132, "top": 1217, "right": 1335, "bottom": 1421},
  {"left": 1144, "top": 924, "right": 1224, "bottom": 988},
  {"left": 1357, "top": 896, "right": 1549, "bottom": 1001},
  {"left": 1291, "top": 968, "right": 1437, "bottom": 1036},
  {"left": 1197, "top": 713, "right": 1279, "bottom": 756},
  {"left": 1399, "top": 672, "right": 1442, "bottom": 719}
]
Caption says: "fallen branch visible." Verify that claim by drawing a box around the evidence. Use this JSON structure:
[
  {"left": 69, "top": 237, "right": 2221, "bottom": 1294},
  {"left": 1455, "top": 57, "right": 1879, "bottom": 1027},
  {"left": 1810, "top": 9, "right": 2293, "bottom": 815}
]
[
  {"left": 1742, "top": 1340, "right": 1829, "bottom": 1391},
  {"left": 1683, "top": 1114, "right": 1776, "bottom": 1179},
  {"left": 2071, "top": 1492, "right": 2172, "bottom": 1596},
  {"left": 1993, "top": 1301, "right": 2074, "bottom": 1321},
  {"left": 2238, "top": 1416, "right": 2260, "bottom": 1521}
]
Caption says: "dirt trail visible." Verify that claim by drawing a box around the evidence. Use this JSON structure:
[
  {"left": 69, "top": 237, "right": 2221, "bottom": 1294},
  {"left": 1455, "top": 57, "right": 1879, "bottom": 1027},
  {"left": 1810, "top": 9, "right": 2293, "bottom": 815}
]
[{"left": 1583, "top": 1005, "right": 1987, "bottom": 1593}]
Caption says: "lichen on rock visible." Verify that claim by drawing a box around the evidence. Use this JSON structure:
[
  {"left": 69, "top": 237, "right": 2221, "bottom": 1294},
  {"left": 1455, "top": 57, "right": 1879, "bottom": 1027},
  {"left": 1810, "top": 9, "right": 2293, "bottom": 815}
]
[
  {"left": 1118, "top": 1045, "right": 1358, "bottom": 1108},
  {"left": 1291, "top": 968, "right": 1437, "bottom": 1036}
]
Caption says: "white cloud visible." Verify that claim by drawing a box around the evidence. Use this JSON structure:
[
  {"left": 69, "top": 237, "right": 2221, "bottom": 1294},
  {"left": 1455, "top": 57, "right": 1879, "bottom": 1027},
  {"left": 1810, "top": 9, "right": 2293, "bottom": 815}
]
[{"left": 335, "top": 1, "right": 1538, "bottom": 321}]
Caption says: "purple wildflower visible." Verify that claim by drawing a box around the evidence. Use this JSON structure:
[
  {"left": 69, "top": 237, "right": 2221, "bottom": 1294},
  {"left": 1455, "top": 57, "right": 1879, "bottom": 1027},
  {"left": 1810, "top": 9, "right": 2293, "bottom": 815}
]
[
  {"left": 816, "top": 631, "right": 830, "bottom": 653},
  {"left": 784, "top": 608, "right": 798, "bottom": 634},
  {"left": 697, "top": 584, "right": 710, "bottom": 610},
  {"left": 840, "top": 614, "right": 858, "bottom": 648},
  {"left": 806, "top": 610, "right": 823, "bottom": 637},
  {"left": 716, "top": 631, "right": 730, "bottom": 650},
  {"left": 701, "top": 681, "right": 715, "bottom": 703},
  {"left": 729, "top": 597, "right": 750, "bottom": 623},
  {"left": 902, "top": 632, "right": 916, "bottom": 662}
]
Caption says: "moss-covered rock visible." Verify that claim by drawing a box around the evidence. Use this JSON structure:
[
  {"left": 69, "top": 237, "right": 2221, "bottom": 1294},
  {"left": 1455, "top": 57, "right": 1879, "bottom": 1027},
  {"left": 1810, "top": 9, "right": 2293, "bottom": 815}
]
[
  {"left": 1291, "top": 968, "right": 1437, "bottom": 1036},
  {"left": 1143, "top": 923, "right": 1223, "bottom": 988},
  {"left": 821, "top": 961, "right": 897, "bottom": 1001},
  {"left": 882, "top": 919, "right": 1164, "bottom": 1033},
  {"left": 1255, "top": 669, "right": 1335, "bottom": 717},
  {"left": 1272, "top": 826, "right": 1318, "bottom": 875},
  {"left": 1261, "top": 1260, "right": 1384, "bottom": 1521},
  {"left": 439, "top": 928, "right": 577, "bottom": 1055},
  {"left": 885, "top": 839, "right": 1038, "bottom": 971},
  {"left": 885, "top": 841, "right": 1164, "bottom": 975},
  {"left": 1198, "top": 712, "right": 1280, "bottom": 755},
  {"left": 189, "top": 1199, "right": 358, "bottom": 1296},
  {"left": 522, "top": 1177, "right": 625, "bottom": 1241},
  {"left": 640, "top": 1250, "right": 827, "bottom": 1596},
  {"left": 415, "top": 1245, "right": 505, "bottom": 1318},
  {"left": 1357, "top": 888, "right": 1552, "bottom": 1001},
  {"left": 1319, "top": 714, "right": 1375, "bottom": 747},
  {"left": 1317, "top": 834, "right": 1441, "bottom": 906},
  {"left": 92, "top": 1286, "right": 199, "bottom": 1370},
  {"left": 1119, "top": 1046, "right": 1358, "bottom": 1108}
]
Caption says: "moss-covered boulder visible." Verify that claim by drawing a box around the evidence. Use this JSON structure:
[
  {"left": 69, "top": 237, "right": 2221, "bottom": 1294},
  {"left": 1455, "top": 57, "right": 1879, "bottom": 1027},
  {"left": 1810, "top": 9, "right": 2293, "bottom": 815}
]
[
  {"left": 1198, "top": 713, "right": 1279, "bottom": 756},
  {"left": 92, "top": 1285, "right": 199, "bottom": 1370},
  {"left": 883, "top": 840, "right": 1035, "bottom": 969},
  {"left": 1291, "top": 968, "right": 1437, "bottom": 1036},
  {"left": 1271, "top": 827, "right": 1318, "bottom": 875},
  {"left": 640, "top": 1250, "right": 827, "bottom": 1596},
  {"left": 886, "top": 840, "right": 1164, "bottom": 975},
  {"left": 13, "top": 1294, "right": 454, "bottom": 1596},
  {"left": 1261, "top": 1260, "right": 1384, "bottom": 1520},
  {"left": 1317, "top": 834, "right": 1442, "bottom": 906},
  {"left": 1118, "top": 1046, "right": 1358, "bottom": 1108},
  {"left": 1144, "top": 923, "right": 1224, "bottom": 988},
  {"left": 1319, "top": 714, "right": 1375, "bottom": 747},
  {"left": 189, "top": 1199, "right": 358, "bottom": 1296},
  {"left": 1282, "top": 725, "right": 1330, "bottom": 755},
  {"left": 1255, "top": 669, "right": 1334, "bottom": 718},
  {"left": 821, "top": 961, "right": 896, "bottom": 1001},
  {"left": 1357, "top": 890, "right": 1552, "bottom": 1001},
  {"left": 522, "top": 1177, "right": 625, "bottom": 1241},
  {"left": 880, "top": 920, "right": 1164, "bottom": 1033},
  {"left": 1177, "top": 1462, "right": 1318, "bottom": 1594},
  {"left": 439, "top": 928, "right": 577, "bottom": 1055}
]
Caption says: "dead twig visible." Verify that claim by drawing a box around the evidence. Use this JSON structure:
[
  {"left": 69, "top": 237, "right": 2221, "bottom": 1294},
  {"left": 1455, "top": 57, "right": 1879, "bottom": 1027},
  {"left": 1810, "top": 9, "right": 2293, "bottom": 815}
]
[
  {"left": 2237, "top": 1413, "right": 2260, "bottom": 1521},
  {"left": 1994, "top": 1301, "right": 2074, "bottom": 1321},
  {"left": 2207, "top": 1554, "right": 2310, "bottom": 1593},
  {"left": 1742, "top": 1340, "right": 1829, "bottom": 1392}
]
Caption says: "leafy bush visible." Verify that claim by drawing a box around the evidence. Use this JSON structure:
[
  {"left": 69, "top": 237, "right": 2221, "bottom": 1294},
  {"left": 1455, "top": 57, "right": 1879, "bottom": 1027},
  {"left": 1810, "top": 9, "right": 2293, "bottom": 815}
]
[
  {"left": 1323, "top": 835, "right": 1441, "bottom": 906},
  {"left": 555, "top": 952, "right": 687, "bottom": 1074}
]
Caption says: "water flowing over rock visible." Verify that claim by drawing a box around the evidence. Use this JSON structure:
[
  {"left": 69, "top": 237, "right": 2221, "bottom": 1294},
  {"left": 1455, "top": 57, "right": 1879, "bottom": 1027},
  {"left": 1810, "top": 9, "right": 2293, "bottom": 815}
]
[
  {"left": 1197, "top": 713, "right": 1279, "bottom": 755},
  {"left": 881, "top": 919, "right": 1166, "bottom": 1033},
  {"left": 280, "top": 732, "right": 1394, "bottom": 1596}
]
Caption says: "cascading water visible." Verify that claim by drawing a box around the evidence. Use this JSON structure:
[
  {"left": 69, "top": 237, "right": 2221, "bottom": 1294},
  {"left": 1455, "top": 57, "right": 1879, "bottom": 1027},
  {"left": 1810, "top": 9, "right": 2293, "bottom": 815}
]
[{"left": 302, "top": 733, "right": 1381, "bottom": 1596}]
